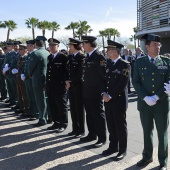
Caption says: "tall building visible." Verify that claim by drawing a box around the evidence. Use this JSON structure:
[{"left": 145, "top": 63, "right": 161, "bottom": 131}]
[{"left": 136, "top": 0, "right": 170, "bottom": 54}]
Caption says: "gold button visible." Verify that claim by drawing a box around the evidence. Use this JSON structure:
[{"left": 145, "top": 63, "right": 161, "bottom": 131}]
[
  {"left": 152, "top": 85, "right": 154, "bottom": 87},
  {"left": 152, "top": 79, "right": 154, "bottom": 81},
  {"left": 49, "top": 79, "right": 50, "bottom": 80},
  {"left": 152, "top": 73, "right": 154, "bottom": 75},
  {"left": 152, "top": 91, "right": 155, "bottom": 93}
]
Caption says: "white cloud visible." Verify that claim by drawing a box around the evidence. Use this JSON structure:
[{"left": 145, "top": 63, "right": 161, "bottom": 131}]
[{"left": 105, "top": 7, "right": 113, "bottom": 17}]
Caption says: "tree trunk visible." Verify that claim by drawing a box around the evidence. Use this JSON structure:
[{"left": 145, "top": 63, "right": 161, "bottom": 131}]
[
  {"left": 32, "top": 28, "right": 35, "bottom": 39},
  {"left": 73, "top": 29, "right": 75, "bottom": 38},
  {"left": 52, "top": 30, "right": 54, "bottom": 38},
  {"left": 102, "top": 36, "right": 104, "bottom": 49},
  {"left": 114, "top": 35, "right": 115, "bottom": 41},
  {"left": 43, "top": 29, "right": 45, "bottom": 36},
  {"left": 6, "top": 29, "right": 10, "bottom": 42}
]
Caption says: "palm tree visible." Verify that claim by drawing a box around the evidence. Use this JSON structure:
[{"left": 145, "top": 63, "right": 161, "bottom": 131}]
[
  {"left": 49, "top": 21, "right": 60, "bottom": 38},
  {"left": 98, "top": 30, "right": 107, "bottom": 49},
  {"left": 4, "top": 20, "right": 17, "bottom": 42},
  {"left": 65, "top": 22, "right": 79, "bottom": 38},
  {"left": 133, "top": 26, "right": 138, "bottom": 47},
  {"left": 37, "top": 20, "right": 50, "bottom": 37},
  {"left": 0, "top": 21, "right": 6, "bottom": 29},
  {"left": 104, "top": 28, "right": 120, "bottom": 41},
  {"left": 25, "top": 17, "right": 39, "bottom": 39},
  {"left": 76, "top": 20, "right": 93, "bottom": 40}
]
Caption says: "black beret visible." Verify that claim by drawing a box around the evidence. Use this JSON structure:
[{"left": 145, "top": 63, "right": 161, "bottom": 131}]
[
  {"left": 82, "top": 36, "right": 97, "bottom": 43},
  {"left": 35, "top": 36, "right": 47, "bottom": 41},
  {"left": 141, "top": 34, "right": 161, "bottom": 42},
  {"left": 26, "top": 40, "right": 35, "bottom": 45},
  {"left": 6, "top": 42, "right": 14, "bottom": 45},
  {"left": 104, "top": 40, "right": 124, "bottom": 49},
  {"left": 68, "top": 38, "right": 82, "bottom": 45},
  {"left": 48, "top": 38, "right": 60, "bottom": 45},
  {"left": 13, "top": 41, "right": 22, "bottom": 45}
]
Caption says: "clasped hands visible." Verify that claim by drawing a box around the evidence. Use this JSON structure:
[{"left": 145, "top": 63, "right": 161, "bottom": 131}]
[
  {"left": 143, "top": 95, "right": 159, "bottom": 106},
  {"left": 102, "top": 92, "right": 112, "bottom": 102},
  {"left": 164, "top": 81, "right": 170, "bottom": 95}
]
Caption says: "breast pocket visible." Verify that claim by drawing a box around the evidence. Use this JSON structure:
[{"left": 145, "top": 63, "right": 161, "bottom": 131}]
[{"left": 158, "top": 69, "right": 167, "bottom": 75}]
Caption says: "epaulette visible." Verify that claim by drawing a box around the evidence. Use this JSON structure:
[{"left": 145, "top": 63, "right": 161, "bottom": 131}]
[
  {"left": 160, "top": 55, "right": 170, "bottom": 59},
  {"left": 122, "top": 60, "right": 130, "bottom": 64}
]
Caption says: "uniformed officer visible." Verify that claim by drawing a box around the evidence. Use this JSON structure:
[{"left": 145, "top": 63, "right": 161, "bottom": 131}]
[
  {"left": 0, "top": 47, "right": 7, "bottom": 101},
  {"left": 80, "top": 35, "right": 107, "bottom": 148},
  {"left": 28, "top": 36, "right": 50, "bottom": 127},
  {"left": 66, "top": 38, "right": 85, "bottom": 138},
  {"left": 22, "top": 40, "right": 39, "bottom": 120},
  {"left": 46, "top": 38, "right": 68, "bottom": 133},
  {"left": 2, "top": 42, "right": 14, "bottom": 105},
  {"left": 13, "top": 44, "right": 28, "bottom": 115},
  {"left": 102, "top": 40, "right": 130, "bottom": 161},
  {"left": 133, "top": 34, "right": 170, "bottom": 170}
]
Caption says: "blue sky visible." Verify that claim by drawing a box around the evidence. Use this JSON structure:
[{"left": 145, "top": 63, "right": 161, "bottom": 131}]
[{"left": 0, "top": 0, "right": 137, "bottom": 43}]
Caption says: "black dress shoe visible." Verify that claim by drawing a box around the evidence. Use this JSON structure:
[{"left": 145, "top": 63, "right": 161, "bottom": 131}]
[
  {"left": 68, "top": 131, "right": 76, "bottom": 136},
  {"left": 21, "top": 113, "right": 31, "bottom": 118},
  {"left": 6, "top": 103, "right": 13, "bottom": 107},
  {"left": 159, "top": 165, "right": 167, "bottom": 170},
  {"left": 80, "top": 135, "right": 97, "bottom": 142},
  {"left": 102, "top": 148, "right": 118, "bottom": 156},
  {"left": 28, "top": 117, "right": 37, "bottom": 121},
  {"left": 47, "top": 123, "right": 59, "bottom": 130},
  {"left": 4, "top": 99, "right": 10, "bottom": 103},
  {"left": 47, "top": 119, "right": 52, "bottom": 124},
  {"left": 75, "top": 133, "right": 85, "bottom": 138},
  {"left": 94, "top": 140, "right": 106, "bottom": 148},
  {"left": 136, "top": 159, "right": 153, "bottom": 167},
  {"left": 56, "top": 127, "right": 66, "bottom": 133},
  {"left": 114, "top": 152, "right": 127, "bottom": 161},
  {"left": 11, "top": 105, "right": 19, "bottom": 110},
  {"left": 33, "top": 122, "right": 46, "bottom": 127}
]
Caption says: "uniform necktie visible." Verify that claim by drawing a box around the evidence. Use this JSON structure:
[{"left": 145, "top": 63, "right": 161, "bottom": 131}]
[
  {"left": 86, "top": 53, "right": 89, "bottom": 59},
  {"left": 150, "top": 58, "right": 155, "bottom": 65}
]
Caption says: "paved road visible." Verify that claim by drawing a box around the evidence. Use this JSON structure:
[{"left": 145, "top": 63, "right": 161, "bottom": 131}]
[{"left": 0, "top": 91, "right": 170, "bottom": 170}]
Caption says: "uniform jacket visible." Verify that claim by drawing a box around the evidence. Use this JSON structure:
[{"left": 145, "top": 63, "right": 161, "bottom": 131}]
[
  {"left": 0, "top": 54, "right": 5, "bottom": 76},
  {"left": 103, "top": 58, "right": 131, "bottom": 111},
  {"left": 133, "top": 55, "right": 170, "bottom": 113},
  {"left": 66, "top": 52, "right": 85, "bottom": 87},
  {"left": 46, "top": 52, "right": 68, "bottom": 95},
  {"left": 28, "top": 47, "right": 50, "bottom": 88},
  {"left": 82, "top": 49, "right": 106, "bottom": 99},
  {"left": 16, "top": 55, "right": 27, "bottom": 83}
]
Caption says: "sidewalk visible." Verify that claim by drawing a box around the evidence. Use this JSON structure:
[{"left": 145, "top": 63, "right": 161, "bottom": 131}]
[{"left": 0, "top": 97, "right": 169, "bottom": 170}]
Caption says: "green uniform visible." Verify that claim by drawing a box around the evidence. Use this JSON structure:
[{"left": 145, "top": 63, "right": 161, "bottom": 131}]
[
  {"left": 133, "top": 55, "right": 170, "bottom": 166},
  {"left": 28, "top": 47, "right": 50, "bottom": 124},
  {"left": 23, "top": 52, "right": 39, "bottom": 118},
  {"left": 3, "top": 51, "right": 13, "bottom": 103},
  {"left": 8, "top": 51, "right": 19, "bottom": 105},
  {"left": 0, "top": 54, "right": 7, "bottom": 99}
]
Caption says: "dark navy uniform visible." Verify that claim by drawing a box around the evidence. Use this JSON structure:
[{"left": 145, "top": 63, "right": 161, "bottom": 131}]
[
  {"left": 104, "top": 58, "right": 130, "bottom": 153},
  {"left": 82, "top": 48, "right": 106, "bottom": 142},
  {"left": 66, "top": 50, "right": 85, "bottom": 136},
  {"left": 46, "top": 48, "right": 68, "bottom": 130}
]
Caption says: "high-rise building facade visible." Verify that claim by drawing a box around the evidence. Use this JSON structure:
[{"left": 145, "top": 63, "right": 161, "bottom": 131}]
[{"left": 136, "top": 0, "right": 170, "bottom": 54}]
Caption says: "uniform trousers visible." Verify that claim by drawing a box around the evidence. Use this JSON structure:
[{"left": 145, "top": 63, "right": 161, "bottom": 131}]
[
  {"left": 48, "top": 92, "right": 68, "bottom": 128},
  {"left": 83, "top": 98, "right": 106, "bottom": 142},
  {"left": 104, "top": 100, "right": 127, "bottom": 152},
  {"left": 69, "top": 84, "right": 85, "bottom": 134},
  {"left": 140, "top": 108, "right": 169, "bottom": 166}
]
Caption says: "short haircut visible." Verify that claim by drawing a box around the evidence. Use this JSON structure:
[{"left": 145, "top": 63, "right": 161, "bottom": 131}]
[
  {"left": 36, "top": 40, "right": 45, "bottom": 47},
  {"left": 88, "top": 41, "right": 97, "bottom": 48},
  {"left": 72, "top": 44, "right": 82, "bottom": 50}
]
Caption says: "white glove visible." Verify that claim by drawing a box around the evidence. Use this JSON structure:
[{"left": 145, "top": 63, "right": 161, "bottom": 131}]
[
  {"left": 21, "top": 74, "right": 25, "bottom": 81},
  {"left": 3, "top": 67, "right": 8, "bottom": 73},
  {"left": 143, "top": 96, "right": 156, "bottom": 106},
  {"left": 151, "top": 95, "right": 159, "bottom": 102},
  {"left": 164, "top": 89, "right": 170, "bottom": 95},
  {"left": 12, "top": 68, "right": 18, "bottom": 74}
]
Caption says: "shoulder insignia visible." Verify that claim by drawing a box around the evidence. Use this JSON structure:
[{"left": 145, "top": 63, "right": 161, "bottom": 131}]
[{"left": 122, "top": 68, "right": 129, "bottom": 77}]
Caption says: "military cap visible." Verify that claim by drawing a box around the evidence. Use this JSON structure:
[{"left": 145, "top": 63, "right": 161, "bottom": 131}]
[
  {"left": 68, "top": 38, "right": 82, "bottom": 45},
  {"left": 48, "top": 38, "right": 60, "bottom": 45},
  {"left": 82, "top": 36, "right": 97, "bottom": 43},
  {"left": 104, "top": 40, "right": 124, "bottom": 49},
  {"left": 6, "top": 42, "right": 14, "bottom": 45},
  {"left": 35, "top": 36, "right": 47, "bottom": 41},
  {"left": 26, "top": 40, "right": 35, "bottom": 45},
  {"left": 141, "top": 34, "right": 161, "bottom": 42},
  {"left": 13, "top": 41, "right": 22, "bottom": 45},
  {"left": 19, "top": 44, "right": 27, "bottom": 49}
]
